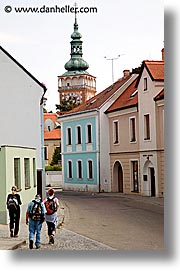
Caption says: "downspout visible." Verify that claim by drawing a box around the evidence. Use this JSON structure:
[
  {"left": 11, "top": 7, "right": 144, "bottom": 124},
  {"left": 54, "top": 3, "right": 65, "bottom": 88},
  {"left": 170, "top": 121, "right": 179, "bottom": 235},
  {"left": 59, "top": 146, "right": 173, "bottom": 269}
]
[
  {"left": 40, "top": 96, "right": 46, "bottom": 198},
  {"left": 97, "top": 109, "right": 101, "bottom": 193}
]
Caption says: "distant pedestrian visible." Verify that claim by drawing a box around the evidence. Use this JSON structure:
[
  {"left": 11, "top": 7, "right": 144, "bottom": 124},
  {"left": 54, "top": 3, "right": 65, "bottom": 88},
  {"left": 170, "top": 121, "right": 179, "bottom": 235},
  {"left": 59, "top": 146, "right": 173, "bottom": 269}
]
[
  {"left": 26, "top": 194, "right": 46, "bottom": 249},
  {"left": 6, "top": 186, "right": 22, "bottom": 237},
  {"left": 44, "top": 188, "right": 59, "bottom": 244}
]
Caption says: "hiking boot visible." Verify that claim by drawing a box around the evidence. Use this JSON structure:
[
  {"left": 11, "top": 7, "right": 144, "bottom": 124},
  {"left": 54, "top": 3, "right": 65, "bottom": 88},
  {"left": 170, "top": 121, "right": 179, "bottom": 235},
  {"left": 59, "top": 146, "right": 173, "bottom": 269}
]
[{"left": 29, "top": 240, "right": 33, "bottom": 249}]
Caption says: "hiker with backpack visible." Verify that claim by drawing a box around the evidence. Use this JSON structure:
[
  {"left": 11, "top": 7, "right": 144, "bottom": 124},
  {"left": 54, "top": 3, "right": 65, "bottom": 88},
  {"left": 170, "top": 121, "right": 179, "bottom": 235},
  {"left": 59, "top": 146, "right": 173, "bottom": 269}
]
[
  {"left": 44, "top": 188, "right": 59, "bottom": 244},
  {"left": 26, "top": 194, "right": 46, "bottom": 249},
  {"left": 6, "top": 186, "right": 22, "bottom": 237}
]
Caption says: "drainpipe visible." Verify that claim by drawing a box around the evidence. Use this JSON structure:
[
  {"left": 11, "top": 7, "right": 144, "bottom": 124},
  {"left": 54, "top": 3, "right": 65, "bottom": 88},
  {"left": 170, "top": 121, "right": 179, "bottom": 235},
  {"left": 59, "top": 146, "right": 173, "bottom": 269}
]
[
  {"left": 40, "top": 98, "right": 46, "bottom": 198},
  {"left": 97, "top": 109, "right": 101, "bottom": 193}
]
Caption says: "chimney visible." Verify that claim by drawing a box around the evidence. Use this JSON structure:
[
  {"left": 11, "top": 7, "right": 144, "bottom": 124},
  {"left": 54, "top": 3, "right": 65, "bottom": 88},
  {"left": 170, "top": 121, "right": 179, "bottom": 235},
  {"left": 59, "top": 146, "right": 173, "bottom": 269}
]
[
  {"left": 161, "top": 48, "right": 164, "bottom": 61},
  {"left": 123, "top": 69, "right": 130, "bottom": 78}
]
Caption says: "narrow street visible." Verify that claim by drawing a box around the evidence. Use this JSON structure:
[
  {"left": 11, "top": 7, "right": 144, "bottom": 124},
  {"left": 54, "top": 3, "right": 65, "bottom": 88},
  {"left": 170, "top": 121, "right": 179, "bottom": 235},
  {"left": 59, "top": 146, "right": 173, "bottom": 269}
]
[{"left": 57, "top": 191, "right": 164, "bottom": 250}]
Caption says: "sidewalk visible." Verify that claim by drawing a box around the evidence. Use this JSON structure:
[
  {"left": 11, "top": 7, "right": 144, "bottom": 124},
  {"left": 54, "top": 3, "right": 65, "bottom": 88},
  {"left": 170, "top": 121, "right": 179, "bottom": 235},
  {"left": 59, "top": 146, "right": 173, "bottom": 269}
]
[
  {"left": 0, "top": 191, "right": 164, "bottom": 250},
  {"left": 0, "top": 200, "right": 65, "bottom": 250}
]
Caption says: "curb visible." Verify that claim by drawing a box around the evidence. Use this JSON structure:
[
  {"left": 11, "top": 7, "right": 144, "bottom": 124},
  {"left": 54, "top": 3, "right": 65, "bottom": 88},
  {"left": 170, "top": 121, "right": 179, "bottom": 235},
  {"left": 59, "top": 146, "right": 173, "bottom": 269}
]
[{"left": 11, "top": 240, "right": 26, "bottom": 250}]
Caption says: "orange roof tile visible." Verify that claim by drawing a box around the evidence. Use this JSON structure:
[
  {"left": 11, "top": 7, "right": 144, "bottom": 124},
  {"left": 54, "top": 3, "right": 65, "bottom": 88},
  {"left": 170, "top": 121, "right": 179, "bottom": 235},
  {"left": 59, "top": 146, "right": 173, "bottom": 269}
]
[
  {"left": 106, "top": 78, "right": 138, "bottom": 113},
  {"left": 145, "top": 60, "right": 164, "bottom": 81},
  {"left": 61, "top": 75, "right": 132, "bottom": 116},
  {"left": 136, "top": 60, "right": 164, "bottom": 88},
  {"left": 44, "top": 113, "right": 61, "bottom": 140},
  {"left": 154, "top": 89, "right": 164, "bottom": 101}
]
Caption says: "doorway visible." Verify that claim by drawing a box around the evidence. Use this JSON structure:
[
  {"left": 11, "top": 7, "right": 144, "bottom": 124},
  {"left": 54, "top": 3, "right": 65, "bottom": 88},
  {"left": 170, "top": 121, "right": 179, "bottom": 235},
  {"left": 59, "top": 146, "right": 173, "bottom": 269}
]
[
  {"left": 113, "top": 161, "right": 123, "bottom": 192},
  {"left": 150, "top": 167, "right": 155, "bottom": 197}
]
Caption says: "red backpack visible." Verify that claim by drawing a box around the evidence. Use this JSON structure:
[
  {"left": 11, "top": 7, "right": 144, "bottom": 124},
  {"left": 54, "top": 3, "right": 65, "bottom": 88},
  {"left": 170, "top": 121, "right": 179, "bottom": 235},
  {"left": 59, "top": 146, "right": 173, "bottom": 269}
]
[{"left": 44, "top": 197, "right": 56, "bottom": 215}]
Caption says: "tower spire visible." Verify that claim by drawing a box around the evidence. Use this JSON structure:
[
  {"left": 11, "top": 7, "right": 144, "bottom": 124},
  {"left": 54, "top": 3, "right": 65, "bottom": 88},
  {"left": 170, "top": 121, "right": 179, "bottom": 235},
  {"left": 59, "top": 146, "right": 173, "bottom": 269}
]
[
  {"left": 74, "top": 2, "right": 78, "bottom": 26},
  {"left": 63, "top": 6, "right": 89, "bottom": 76}
]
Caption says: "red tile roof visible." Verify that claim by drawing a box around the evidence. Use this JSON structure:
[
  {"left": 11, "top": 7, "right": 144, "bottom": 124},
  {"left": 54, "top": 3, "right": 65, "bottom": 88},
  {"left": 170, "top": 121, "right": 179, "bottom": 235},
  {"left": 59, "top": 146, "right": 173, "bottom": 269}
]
[
  {"left": 154, "top": 89, "right": 164, "bottom": 101},
  {"left": 145, "top": 60, "right": 164, "bottom": 81},
  {"left": 62, "top": 75, "right": 132, "bottom": 115},
  {"left": 105, "top": 77, "right": 138, "bottom": 113},
  {"left": 44, "top": 113, "right": 61, "bottom": 140},
  {"left": 136, "top": 60, "right": 164, "bottom": 88}
]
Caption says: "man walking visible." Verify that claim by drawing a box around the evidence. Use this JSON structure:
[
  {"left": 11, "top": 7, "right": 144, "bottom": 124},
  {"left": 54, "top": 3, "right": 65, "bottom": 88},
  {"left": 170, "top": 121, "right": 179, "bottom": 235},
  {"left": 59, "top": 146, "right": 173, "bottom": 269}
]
[
  {"left": 44, "top": 188, "right": 59, "bottom": 244},
  {"left": 26, "top": 194, "right": 46, "bottom": 249}
]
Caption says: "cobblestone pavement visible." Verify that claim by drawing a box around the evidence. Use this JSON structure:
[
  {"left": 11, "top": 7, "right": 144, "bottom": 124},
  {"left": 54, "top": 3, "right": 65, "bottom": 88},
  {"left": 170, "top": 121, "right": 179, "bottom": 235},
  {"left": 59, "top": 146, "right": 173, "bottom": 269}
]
[
  {"left": 17, "top": 223, "right": 114, "bottom": 251},
  {"left": 0, "top": 191, "right": 163, "bottom": 251}
]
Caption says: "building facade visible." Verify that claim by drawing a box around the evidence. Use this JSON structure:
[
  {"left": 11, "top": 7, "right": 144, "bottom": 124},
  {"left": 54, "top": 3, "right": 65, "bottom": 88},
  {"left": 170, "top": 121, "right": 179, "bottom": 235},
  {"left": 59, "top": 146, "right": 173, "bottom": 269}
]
[
  {"left": 0, "top": 46, "right": 46, "bottom": 223},
  {"left": 106, "top": 50, "right": 164, "bottom": 197}
]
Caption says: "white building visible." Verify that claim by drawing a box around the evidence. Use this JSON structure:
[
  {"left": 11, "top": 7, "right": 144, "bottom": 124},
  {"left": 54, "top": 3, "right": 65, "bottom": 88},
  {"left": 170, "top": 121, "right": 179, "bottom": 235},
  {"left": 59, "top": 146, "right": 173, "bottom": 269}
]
[{"left": 0, "top": 46, "right": 46, "bottom": 224}]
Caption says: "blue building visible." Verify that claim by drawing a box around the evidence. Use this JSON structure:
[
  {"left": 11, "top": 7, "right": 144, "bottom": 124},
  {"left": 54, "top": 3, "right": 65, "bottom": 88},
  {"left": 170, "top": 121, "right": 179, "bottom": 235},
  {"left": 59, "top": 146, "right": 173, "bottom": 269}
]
[{"left": 61, "top": 111, "right": 99, "bottom": 192}]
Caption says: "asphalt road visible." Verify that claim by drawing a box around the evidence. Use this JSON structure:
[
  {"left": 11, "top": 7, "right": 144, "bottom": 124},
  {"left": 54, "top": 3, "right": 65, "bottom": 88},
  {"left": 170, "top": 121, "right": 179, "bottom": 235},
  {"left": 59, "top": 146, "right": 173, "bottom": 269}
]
[{"left": 57, "top": 191, "right": 164, "bottom": 250}]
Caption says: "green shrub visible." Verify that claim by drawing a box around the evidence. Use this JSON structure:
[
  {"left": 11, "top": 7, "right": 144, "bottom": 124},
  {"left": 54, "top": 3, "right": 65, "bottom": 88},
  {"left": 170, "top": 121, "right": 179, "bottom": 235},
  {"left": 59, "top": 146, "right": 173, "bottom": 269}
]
[{"left": 45, "top": 165, "right": 62, "bottom": 171}]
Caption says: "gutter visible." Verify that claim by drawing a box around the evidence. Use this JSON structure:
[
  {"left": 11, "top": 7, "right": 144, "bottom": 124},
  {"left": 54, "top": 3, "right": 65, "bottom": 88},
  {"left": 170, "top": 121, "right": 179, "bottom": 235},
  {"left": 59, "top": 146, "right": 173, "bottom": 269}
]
[{"left": 58, "top": 108, "right": 98, "bottom": 120}]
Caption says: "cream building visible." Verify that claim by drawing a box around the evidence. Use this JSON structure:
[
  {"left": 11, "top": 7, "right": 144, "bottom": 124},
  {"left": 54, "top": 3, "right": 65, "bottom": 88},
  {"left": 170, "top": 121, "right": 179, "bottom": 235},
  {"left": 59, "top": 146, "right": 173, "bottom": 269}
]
[{"left": 106, "top": 50, "right": 164, "bottom": 197}]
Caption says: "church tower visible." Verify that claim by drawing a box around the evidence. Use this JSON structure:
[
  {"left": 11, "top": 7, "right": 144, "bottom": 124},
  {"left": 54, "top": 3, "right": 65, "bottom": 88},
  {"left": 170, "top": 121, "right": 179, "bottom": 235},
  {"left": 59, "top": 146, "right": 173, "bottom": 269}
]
[{"left": 58, "top": 12, "right": 96, "bottom": 107}]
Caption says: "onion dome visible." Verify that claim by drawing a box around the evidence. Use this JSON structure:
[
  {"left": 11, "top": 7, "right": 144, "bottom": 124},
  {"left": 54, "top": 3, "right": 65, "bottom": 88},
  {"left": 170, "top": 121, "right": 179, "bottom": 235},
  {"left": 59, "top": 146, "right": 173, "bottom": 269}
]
[{"left": 62, "top": 13, "right": 89, "bottom": 76}]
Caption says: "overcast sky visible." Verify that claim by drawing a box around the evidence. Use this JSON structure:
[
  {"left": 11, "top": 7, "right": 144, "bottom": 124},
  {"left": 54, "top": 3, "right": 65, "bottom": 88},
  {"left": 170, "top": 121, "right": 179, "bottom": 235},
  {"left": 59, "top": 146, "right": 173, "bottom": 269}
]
[{"left": 0, "top": 0, "right": 164, "bottom": 112}]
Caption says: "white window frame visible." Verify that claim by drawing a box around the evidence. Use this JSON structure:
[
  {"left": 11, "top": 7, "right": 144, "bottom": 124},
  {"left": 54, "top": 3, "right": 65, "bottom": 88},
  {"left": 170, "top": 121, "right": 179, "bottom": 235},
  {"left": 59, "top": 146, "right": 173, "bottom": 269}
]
[
  {"left": 113, "top": 120, "right": 119, "bottom": 144},
  {"left": 86, "top": 123, "right": 93, "bottom": 144},
  {"left": 87, "top": 159, "right": 94, "bottom": 180},
  {"left": 77, "top": 160, "right": 83, "bottom": 179},
  {"left": 66, "top": 127, "right": 72, "bottom": 145},
  {"left": 129, "top": 116, "right": 137, "bottom": 143},
  {"left": 144, "top": 77, "right": 148, "bottom": 91},
  {"left": 76, "top": 125, "right": 82, "bottom": 145},
  {"left": 130, "top": 160, "right": 139, "bottom": 192},
  {"left": 143, "top": 113, "right": 151, "bottom": 141},
  {"left": 67, "top": 160, "right": 73, "bottom": 179}
]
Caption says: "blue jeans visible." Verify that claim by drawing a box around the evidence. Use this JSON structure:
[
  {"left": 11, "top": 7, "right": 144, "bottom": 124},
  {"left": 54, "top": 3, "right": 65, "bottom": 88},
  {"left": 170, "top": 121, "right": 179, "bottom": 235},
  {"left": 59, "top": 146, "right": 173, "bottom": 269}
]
[{"left": 29, "top": 219, "right": 42, "bottom": 247}]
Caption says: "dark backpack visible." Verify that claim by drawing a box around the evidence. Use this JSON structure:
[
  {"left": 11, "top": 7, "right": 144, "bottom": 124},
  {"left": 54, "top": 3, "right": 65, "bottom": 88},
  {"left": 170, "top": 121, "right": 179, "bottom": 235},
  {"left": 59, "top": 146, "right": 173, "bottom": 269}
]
[
  {"left": 44, "top": 197, "right": 56, "bottom": 215},
  {"left": 30, "top": 200, "right": 43, "bottom": 221},
  {"left": 7, "top": 196, "right": 18, "bottom": 212}
]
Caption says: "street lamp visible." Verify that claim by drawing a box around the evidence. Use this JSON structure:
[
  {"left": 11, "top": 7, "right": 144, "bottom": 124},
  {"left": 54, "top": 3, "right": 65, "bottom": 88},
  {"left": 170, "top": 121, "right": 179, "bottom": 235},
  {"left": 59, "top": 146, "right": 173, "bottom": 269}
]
[{"left": 104, "top": 54, "right": 125, "bottom": 83}]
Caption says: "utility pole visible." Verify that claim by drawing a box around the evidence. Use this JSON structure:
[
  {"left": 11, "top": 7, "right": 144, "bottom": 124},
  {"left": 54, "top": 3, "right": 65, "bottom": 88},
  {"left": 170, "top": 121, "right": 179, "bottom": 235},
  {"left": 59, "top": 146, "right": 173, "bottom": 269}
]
[{"left": 104, "top": 54, "right": 125, "bottom": 83}]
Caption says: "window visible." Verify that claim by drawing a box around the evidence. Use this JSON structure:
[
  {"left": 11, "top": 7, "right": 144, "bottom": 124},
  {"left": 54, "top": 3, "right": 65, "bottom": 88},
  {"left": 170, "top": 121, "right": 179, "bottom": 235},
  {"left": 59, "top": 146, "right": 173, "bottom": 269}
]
[
  {"left": 131, "top": 161, "right": 139, "bottom": 192},
  {"left": 67, "top": 127, "right": 72, "bottom": 145},
  {"left": 87, "top": 124, "right": 92, "bottom": 143},
  {"left": 77, "top": 160, "right": 82, "bottom": 179},
  {"left": 113, "top": 121, "right": 119, "bottom": 144},
  {"left": 67, "top": 160, "right": 72, "bottom": 179},
  {"left": 130, "top": 117, "right": 136, "bottom": 142},
  {"left": 87, "top": 160, "right": 93, "bottom": 180},
  {"left": 14, "top": 158, "right": 21, "bottom": 190},
  {"left": 77, "top": 126, "right": 82, "bottom": 144},
  {"left": 33, "top": 158, "right": 36, "bottom": 187},
  {"left": 144, "top": 114, "right": 150, "bottom": 140},
  {"left": 24, "top": 158, "right": 30, "bottom": 189},
  {"left": 44, "top": 146, "right": 48, "bottom": 160},
  {"left": 144, "top": 77, "right": 147, "bottom": 91}
]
